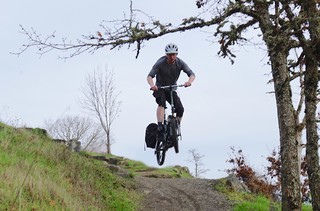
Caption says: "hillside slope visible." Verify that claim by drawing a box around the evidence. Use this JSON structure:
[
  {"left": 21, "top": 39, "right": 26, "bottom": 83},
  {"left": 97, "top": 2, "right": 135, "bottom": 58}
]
[
  {"left": 0, "top": 123, "right": 234, "bottom": 210},
  {"left": 0, "top": 124, "right": 138, "bottom": 210}
]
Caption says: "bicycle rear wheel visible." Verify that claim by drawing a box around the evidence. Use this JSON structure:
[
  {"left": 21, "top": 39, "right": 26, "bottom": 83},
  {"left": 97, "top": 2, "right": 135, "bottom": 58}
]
[
  {"left": 156, "top": 139, "right": 166, "bottom": 165},
  {"left": 170, "top": 118, "right": 179, "bottom": 153}
]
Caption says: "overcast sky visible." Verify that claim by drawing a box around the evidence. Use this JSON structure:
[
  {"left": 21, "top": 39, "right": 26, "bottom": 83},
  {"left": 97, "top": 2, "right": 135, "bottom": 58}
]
[{"left": 2, "top": 0, "right": 281, "bottom": 179}]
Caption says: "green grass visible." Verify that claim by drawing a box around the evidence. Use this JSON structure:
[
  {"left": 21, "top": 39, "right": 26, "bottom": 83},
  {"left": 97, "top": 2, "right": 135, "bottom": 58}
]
[
  {"left": 0, "top": 123, "right": 139, "bottom": 210},
  {"left": 213, "top": 177, "right": 312, "bottom": 211},
  {"left": 233, "top": 197, "right": 312, "bottom": 211},
  {"left": 233, "top": 195, "right": 280, "bottom": 211},
  {"left": 103, "top": 153, "right": 193, "bottom": 178},
  {"left": 152, "top": 166, "right": 193, "bottom": 178}
]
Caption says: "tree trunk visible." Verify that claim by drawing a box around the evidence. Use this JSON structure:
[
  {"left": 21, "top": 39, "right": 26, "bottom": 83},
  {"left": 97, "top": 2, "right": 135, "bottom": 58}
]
[
  {"left": 305, "top": 55, "right": 320, "bottom": 210},
  {"left": 296, "top": 129, "right": 303, "bottom": 175},
  {"left": 270, "top": 50, "right": 301, "bottom": 210},
  {"left": 106, "top": 132, "right": 111, "bottom": 154},
  {"left": 302, "top": 1, "right": 320, "bottom": 209}
]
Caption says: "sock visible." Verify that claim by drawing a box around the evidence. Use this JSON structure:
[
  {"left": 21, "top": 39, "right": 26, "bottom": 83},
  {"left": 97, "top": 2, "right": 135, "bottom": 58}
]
[{"left": 157, "top": 122, "right": 163, "bottom": 131}]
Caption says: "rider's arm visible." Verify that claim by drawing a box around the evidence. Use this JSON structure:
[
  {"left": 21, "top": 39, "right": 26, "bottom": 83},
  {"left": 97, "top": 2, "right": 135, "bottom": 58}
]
[
  {"left": 147, "top": 60, "right": 160, "bottom": 91},
  {"left": 177, "top": 58, "right": 195, "bottom": 87},
  {"left": 147, "top": 75, "right": 158, "bottom": 91},
  {"left": 184, "top": 74, "right": 195, "bottom": 87}
]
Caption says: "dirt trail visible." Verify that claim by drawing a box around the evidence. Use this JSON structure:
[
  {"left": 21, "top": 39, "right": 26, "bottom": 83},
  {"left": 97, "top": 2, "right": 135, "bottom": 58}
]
[{"left": 135, "top": 177, "right": 232, "bottom": 211}]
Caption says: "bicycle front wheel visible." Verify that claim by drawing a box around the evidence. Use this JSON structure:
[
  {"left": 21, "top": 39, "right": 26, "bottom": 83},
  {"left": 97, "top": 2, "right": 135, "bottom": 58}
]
[
  {"left": 156, "top": 139, "right": 166, "bottom": 165},
  {"left": 170, "top": 118, "right": 179, "bottom": 153}
]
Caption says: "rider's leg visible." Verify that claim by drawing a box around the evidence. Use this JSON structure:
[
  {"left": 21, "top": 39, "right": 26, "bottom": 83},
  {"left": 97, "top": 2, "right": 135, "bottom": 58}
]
[
  {"left": 172, "top": 91, "right": 184, "bottom": 124},
  {"left": 156, "top": 106, "right": 165, "bottom": 142},
  {"left": 171, "top": 92, "right": 183, "bottom": 138},
  {"left": 177, "top": 116, "right": 182, "bottom": 124},
  {"left": 157, "top": 105, "right": 165, "bottom": 129},
  {"left": 153, "top": 90, "right": 166, "bottom": 131}
]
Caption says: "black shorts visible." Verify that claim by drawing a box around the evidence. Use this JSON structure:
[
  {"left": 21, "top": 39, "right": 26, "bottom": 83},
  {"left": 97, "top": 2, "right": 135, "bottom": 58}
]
[{"left": 153, "top": 89, "right": 184, "bottom": 118}]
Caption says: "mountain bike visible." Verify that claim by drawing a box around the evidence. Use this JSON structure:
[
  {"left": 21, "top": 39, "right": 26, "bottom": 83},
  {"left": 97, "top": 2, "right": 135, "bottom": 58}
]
[{"left": 155, "top": 84, "right": 183, "bottom": 166}]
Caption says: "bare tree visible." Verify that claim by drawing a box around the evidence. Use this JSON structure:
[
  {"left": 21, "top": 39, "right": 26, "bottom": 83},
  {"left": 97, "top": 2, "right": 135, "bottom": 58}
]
[
  {"left": 187, "top": 149, "right": 209, "bottom": 178},
  {"left": 80, "top": 66, "right": 121, "bottom": 154},
  {"left": 44, "top": 115, "right": 103, "bottom": 151}
]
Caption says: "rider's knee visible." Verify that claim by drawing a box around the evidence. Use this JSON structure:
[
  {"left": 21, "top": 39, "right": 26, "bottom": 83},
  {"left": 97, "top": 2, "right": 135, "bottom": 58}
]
[
  {"left": 156, "top": 98, "right": 166, "bottom": 108},
  {"left": 176, "top": 107, "right": 184, "bottom": 118}
]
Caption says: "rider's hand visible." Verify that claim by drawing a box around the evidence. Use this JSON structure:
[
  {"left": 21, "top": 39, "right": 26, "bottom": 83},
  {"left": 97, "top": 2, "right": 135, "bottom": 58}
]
[
  {"left": 184, "top": 82, "right": 192, "bottom": 87},
  {"left": 150, "top": 85, "right": 158, "bottom": 91}
]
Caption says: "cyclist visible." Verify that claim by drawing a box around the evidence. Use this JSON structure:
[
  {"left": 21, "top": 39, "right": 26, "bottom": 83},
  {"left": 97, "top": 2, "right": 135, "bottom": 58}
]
[{"left": 147, "top": 43, "right": 195, "bottom": 140}]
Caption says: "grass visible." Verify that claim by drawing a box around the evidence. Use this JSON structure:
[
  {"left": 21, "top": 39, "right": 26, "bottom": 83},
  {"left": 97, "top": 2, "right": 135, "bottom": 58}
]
[
  {"left": 233, "top": 195, "right": 280, "bottom": 211},
  {"left": 103, "top": 153, "right": 193, "bottom": 178},
  {"left": 213, "top": 177, "right": 313, "bottom": 211},
  {"left": 0, "top": 123, "right": 139, "bottom": 210}
]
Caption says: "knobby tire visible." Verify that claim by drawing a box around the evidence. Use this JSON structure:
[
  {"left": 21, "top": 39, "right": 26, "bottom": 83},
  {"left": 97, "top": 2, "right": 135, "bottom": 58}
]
[{"left": 156, "top": 138, "right": 166, "bottom": 166}]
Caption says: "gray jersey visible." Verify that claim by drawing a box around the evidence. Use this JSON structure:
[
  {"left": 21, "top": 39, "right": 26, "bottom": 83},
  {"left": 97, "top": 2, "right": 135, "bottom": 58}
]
[{"left": 148, "top": 56, "right": 195, "bottom": 87}]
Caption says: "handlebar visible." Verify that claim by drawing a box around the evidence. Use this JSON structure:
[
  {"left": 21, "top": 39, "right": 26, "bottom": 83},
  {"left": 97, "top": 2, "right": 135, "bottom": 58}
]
[{"left": 158, "top": 84, "right": 184, "bottom": 89}]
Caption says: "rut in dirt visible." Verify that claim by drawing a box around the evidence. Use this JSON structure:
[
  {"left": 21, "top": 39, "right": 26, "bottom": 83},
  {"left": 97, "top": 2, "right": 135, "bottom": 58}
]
[{"left": 136, "top": 177, "right": 232, "bottom": 211}]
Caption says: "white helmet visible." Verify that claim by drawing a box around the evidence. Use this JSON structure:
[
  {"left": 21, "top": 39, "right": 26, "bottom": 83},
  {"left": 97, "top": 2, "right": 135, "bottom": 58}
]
[{"left": 165, "top": 43, "right": 178, "bottom": 54}]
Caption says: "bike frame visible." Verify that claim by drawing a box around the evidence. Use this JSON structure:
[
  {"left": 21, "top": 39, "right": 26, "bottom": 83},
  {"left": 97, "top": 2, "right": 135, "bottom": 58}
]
[
  {"left": 159, "top": 84, "right": 183, "bottom": 139},
  {"left": 160, "top": 84, "right": 184, "bottom": 118},
  {"left": 155, "top": 84, "right": 183, "bottom": 165}
]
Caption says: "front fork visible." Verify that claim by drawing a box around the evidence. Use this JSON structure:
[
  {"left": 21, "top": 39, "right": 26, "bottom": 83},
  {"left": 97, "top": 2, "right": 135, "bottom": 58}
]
[
  {"left": 177, "top": 123, "right": 181, "bottom": 139},
  {"left": 168, "top": 114, "right": 182, "bottom": 140}
]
